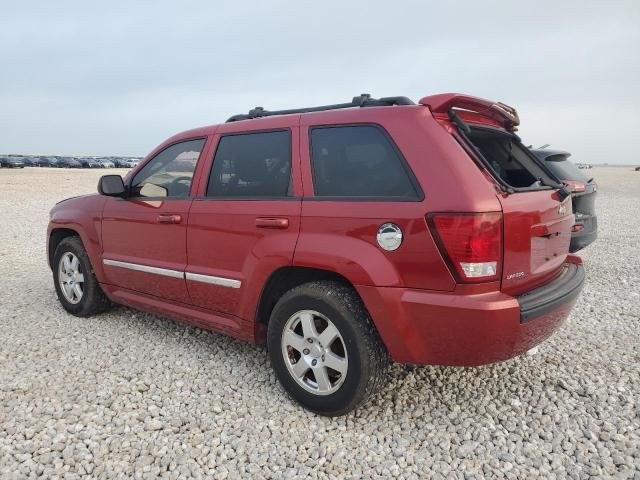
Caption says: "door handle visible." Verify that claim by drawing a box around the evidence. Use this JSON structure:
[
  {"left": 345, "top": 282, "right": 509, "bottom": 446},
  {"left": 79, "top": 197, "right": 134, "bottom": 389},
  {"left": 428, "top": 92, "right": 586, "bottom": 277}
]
[
  {"left": 255, "top": 217, "right": 289, "bottom": 229},
  {"left": 157, "top": 214, "right": 182, "bottom": 224}
]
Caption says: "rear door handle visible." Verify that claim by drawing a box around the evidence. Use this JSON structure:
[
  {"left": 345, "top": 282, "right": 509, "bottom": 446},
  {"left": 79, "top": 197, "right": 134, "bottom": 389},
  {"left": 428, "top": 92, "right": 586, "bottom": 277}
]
[
  {"left": 255, "top": 217, "right": 289, "bottom": 229},
  {"left": 157, "top": 214, "right": 182, "bottom": 224}
]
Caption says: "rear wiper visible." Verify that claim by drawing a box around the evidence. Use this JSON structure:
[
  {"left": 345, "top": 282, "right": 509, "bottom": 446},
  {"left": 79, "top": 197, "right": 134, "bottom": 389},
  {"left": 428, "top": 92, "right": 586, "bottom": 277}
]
[
  {"left": 448, "top": 109, "right": 471, "bottom": 134},
  {"left": 536, "top": 177, "right": 571, "bottom": 200}
]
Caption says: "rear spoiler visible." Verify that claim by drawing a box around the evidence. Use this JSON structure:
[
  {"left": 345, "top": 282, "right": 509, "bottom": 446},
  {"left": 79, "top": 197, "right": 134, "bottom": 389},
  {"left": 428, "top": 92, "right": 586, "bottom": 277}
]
[{"left": 419, "top": 93, "right": 520, "bottom": 132}]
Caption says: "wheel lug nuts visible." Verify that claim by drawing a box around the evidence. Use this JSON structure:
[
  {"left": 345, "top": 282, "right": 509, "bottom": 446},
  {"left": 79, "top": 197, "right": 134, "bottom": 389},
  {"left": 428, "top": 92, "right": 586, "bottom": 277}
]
[
  {"left": 303, "top": 348, "right": 310, "bottom": 355},
  {"left": 312, "top": 359, "right": 317, "bottom": 366},
  {"left": 307, "top": 338, "right": 313, "bottom": 343}
]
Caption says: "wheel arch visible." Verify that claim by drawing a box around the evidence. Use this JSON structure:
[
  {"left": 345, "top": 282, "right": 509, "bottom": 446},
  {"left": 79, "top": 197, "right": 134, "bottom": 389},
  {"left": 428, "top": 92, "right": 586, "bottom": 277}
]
[
  {"left": 254, "top": 266, "right": 383, "bottom": 345},
  {"left": 256, "top": 266, "right": 359, "bottom": 327},
  {"left": 48, "top": 228, "right": 81, "bottom": 269}
]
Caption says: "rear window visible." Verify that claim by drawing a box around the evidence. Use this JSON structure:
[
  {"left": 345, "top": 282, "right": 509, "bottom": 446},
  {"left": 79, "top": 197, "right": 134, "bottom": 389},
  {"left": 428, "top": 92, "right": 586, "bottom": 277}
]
[
  {"left": 543, "top": 155, "right": 589, "bottom": 182},
  {"left": 206, "top": 130, "right": 291, "bottom": 197},
  {"left": 465, "top": 128, "right": 558, "bottom": 189},
  {"left": 310, "top": 125, "right": 419, "bottom": 199}
]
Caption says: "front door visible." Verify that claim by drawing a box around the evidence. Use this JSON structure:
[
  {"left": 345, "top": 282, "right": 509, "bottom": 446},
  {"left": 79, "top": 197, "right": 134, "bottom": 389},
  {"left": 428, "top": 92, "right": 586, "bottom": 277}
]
[
  {"left": 101, "top": 138, "right": 207, "bottom": 303},
  {"left": 186, "top": 126, "right": 302, "bottom": 320}
]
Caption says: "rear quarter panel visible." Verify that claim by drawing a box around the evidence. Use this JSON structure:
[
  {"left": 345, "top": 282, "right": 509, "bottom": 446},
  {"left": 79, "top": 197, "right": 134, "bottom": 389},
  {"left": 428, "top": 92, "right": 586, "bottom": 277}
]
[{"left": 295, "top": 106, "right": 502, "bottom": 290}]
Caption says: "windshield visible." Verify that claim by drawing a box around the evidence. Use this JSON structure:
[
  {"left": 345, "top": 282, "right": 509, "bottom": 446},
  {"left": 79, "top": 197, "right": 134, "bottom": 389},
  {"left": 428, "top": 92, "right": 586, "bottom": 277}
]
[{"left": 543, "top": 155, "right": 590, "bottom": 182}]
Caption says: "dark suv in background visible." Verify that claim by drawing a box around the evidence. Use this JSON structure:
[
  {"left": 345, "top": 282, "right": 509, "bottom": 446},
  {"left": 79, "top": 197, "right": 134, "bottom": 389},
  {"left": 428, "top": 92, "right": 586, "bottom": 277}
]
[{"left": 531, "top": 148, "right": 597, "bottom": 252}]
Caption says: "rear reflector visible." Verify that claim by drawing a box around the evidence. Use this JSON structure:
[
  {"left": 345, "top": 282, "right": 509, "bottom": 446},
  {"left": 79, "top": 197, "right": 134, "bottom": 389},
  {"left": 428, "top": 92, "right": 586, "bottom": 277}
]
[
  {"left": 572, "top": 224, "right": 584, "bottom": 232},
  {"left": 427, "top": 212, "right": 502, "bottom": 282}
]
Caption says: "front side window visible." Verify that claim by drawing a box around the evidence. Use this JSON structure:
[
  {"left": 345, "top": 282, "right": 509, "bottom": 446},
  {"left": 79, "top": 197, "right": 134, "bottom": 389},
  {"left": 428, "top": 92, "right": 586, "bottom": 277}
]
[
  {"left": 206, "top": 130, "right": 291, "bottom": 197},
  {"left": 130, "top": 138, "right": 206, "bottom": 198},
  {"left": 310, "top": 125, "right": 419, "bottom": 198}
]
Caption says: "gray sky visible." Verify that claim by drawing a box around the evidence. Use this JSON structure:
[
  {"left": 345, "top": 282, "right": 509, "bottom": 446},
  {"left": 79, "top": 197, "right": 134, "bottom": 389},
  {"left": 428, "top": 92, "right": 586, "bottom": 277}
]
[{"left": 2, "top": 1, "right": 639, "bottom": 164}]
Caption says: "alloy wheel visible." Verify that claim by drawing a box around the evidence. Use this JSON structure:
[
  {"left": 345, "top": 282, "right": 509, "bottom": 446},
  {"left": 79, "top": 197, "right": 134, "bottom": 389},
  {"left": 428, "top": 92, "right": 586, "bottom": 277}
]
[
  {"left": 58, "top": 252, "right": 84, "bottom": 304},
  {"left": 281, "top": 310, "right": 349, "bottom": 396}
]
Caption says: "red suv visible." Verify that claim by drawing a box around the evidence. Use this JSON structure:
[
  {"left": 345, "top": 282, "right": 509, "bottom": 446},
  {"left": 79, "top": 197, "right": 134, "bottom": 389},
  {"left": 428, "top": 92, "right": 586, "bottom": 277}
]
[{"left": 47, "top": 93, "right": 585, "bottom": 415}]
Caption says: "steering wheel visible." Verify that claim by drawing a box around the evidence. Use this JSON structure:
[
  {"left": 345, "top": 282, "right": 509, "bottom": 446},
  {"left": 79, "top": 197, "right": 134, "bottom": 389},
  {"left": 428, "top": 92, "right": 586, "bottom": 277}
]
[{"left": 169, "top": 176, "right": 193, "bottom": 196}]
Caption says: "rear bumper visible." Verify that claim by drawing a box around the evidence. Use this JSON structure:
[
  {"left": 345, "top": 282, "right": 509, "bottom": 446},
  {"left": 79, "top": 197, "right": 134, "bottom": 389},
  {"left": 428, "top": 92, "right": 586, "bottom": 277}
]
[
  {"left": 570, "top": 215, "right": 597, "bottom": 252},
  {"left": 357, "top": 257, "right": 585, "bottom": 367},
  {"left": 518, "top": 262, "right": 585, "bottom": 322}
]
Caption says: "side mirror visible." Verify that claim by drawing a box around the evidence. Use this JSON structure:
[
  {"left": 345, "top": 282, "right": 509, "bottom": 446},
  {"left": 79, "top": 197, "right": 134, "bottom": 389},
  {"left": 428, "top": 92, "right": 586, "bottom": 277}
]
[{"left": 98, "top": 175, "right": 126, "bottom": 197}]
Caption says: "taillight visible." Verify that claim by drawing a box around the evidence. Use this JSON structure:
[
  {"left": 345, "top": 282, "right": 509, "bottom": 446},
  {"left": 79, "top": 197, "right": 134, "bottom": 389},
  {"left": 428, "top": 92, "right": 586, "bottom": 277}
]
[
  {"left": 427, "top": 212, "right": 502, "bottom": 283},
  {"left": 564, "top": 180, "right": 586, "bottom": 193}
]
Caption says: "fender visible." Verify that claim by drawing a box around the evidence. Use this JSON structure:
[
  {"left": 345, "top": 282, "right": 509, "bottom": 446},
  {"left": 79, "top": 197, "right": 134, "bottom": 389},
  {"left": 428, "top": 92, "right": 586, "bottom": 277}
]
[{"left": 48, "top": 194, "right": 107, "bottom": 282}]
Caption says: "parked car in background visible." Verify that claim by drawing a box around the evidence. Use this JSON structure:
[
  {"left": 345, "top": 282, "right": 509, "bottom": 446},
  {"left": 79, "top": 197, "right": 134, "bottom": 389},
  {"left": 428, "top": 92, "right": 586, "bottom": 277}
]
[
  {"left": 98, "top": 159, "right": 116, "bottom": 168},
  {"left": 57, "top": 158, "right": 83, "bottom": 168},
  {"left": 77, "top": 158, "right": 103, "bottom": 168},
  {"left": 127, "top": 158, "right": 141, "bottom": 168},
  {"left": 48, "top": 93, "right": 585, "bottom": 415},
  {"left": 34, "top": 157, "right": 58, "bottom": 167},
  {"left": 111, "top": 157, "right": 133, "bottom": 168},
  {"left": 21, "top": 157, "right": 37, "bottom": 167},
  {"left": 530, "top": 148, "right": 597, "bottom": 252},
  {"left": 1, "top": 157, "right": 26, "bottom": 168}
]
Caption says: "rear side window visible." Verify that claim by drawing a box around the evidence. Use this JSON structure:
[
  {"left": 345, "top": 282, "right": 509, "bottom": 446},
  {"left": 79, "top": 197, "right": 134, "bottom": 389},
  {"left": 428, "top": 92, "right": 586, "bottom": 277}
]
[
  {"left": 206, "top": 130, "right": 291, "bottom": 197},
  {"left": 310, "top": 125, "right": 419, "bottom": 199}
]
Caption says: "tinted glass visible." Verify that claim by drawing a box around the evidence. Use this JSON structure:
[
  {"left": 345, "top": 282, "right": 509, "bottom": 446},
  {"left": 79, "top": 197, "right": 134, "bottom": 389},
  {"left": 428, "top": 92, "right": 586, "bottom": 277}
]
[
  {"left": 131, "top": 139, "right": 205, "bottom": 198},
  {"left": 310, "top": 125, "right": 418, "bottom": 198},
  {"left": 544, "top": 155, "right": 589, "bottom": 182},
  {"left": 207, "top": 130, "right": 291, "bottom": 197}
]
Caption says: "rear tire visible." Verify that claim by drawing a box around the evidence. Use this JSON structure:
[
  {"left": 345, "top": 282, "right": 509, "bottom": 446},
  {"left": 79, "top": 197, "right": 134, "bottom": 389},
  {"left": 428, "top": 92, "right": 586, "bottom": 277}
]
[
  {"left": 267, "top": 281, "right": 388, "bottom": 416},
  {"left": 53, "top": 236, "right": 111, "bottom": 317}
]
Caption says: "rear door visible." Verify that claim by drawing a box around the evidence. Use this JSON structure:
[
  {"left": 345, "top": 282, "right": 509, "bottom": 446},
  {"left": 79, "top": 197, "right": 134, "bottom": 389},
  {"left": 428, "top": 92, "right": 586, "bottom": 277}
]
[
  {"left": 185, "top": 122, "right": 302, "bottom": 320},
  {"left": 101, "top": 138, "right": 207, "bottom": 303}
]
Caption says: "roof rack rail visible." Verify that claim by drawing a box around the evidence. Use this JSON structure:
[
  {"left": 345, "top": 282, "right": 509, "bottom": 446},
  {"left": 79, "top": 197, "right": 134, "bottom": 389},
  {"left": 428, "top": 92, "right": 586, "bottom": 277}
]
[{"left": 225, "top": 94, "right": 415, "bottom": 122}]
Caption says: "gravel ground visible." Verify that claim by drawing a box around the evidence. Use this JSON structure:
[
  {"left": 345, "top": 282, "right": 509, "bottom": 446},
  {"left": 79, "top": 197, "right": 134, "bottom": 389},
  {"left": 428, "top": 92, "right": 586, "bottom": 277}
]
[{"left": 0, "top": 166, "right": 638, "bottom": 479}]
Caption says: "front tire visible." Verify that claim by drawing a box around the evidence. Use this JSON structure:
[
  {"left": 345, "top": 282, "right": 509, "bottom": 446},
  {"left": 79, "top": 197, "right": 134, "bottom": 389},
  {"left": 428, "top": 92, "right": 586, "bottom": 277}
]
[
  {"left": 53, "top": 236, "right": 111, "bottom": 317},
  {"left": 267, "top": 281, "right": 388, "bottom": 416}
]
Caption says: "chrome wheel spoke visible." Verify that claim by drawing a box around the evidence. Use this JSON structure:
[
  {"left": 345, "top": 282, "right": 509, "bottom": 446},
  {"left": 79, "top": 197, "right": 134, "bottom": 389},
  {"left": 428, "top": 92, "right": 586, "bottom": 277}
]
[
  {"left": 70, "top": 255, "right": 79, "bottom": 271},
  {"left": 314, "top": 367, "right": 331, "bottom": 392},
  {"left": 292, "top": 360, "right": 310, "bottom": 379},
  {"left": 283, "top": 330, "right": 307, "bottom": 353},
  {"left": 63, "top": 255, "right": 72, "bottom": 272},
  {"left": 299, "top": 311, "right": 318, "bottom": 339},
  {"left": 62, "top": 282, "right": 73, "bottom": 299},
  {"left": 73, "top": 283, "right": 83, "bottom": 300},
  {"left": 74, "top": 273, "right": 84, "bottom": 283},
  {"left": 324, "top": 352, "right": 348, "bottom": 375},
  {"left": 318, "top": 323, "right": 339, "bottom": 347}
]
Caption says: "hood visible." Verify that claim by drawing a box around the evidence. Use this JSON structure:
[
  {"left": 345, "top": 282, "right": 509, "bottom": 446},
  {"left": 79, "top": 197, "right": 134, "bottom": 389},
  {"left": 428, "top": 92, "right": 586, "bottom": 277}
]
[{"left": 54, "top": 193, "right": 96, "bottom": 206}]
